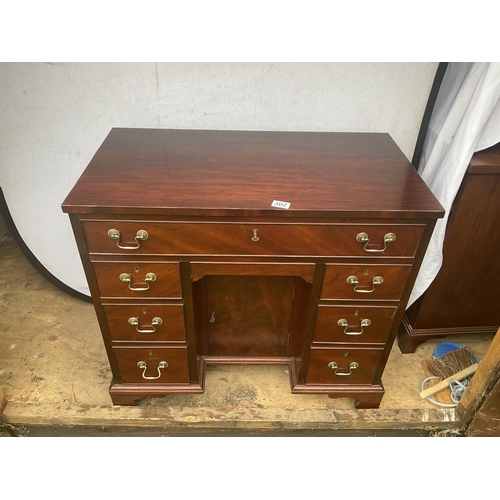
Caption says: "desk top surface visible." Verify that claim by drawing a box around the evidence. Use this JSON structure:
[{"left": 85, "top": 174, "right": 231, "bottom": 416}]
[{"left": 62, "top": 128, "right": 444, "bottom": 219}]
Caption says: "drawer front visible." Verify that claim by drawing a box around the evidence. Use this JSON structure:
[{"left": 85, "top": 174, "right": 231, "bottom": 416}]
[
  {"left": 314, "top": 305, "right": 397, "bottom": 344},
  {"left": 103, "top": 304, "right": 186, "bottom": 342},
  {"left": 306, "top": 347, "right": 384, "bottom": 385},
  {"left": 83, "top": 221, "right": 423, "bottom": 257},
  {"left": 93, "top": 262, "right": 182, "bottom": 299},
  {"left": 321, "top": 264, "right": 411, "bottom": 300},
  {"left": 114, "top": 346, "right": 190, "bottom": 384}
]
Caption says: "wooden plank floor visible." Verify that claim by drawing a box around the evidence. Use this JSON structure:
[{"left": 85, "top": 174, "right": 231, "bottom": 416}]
[{"left": 0, "top": 235, "right": 494, "bottom": 435}]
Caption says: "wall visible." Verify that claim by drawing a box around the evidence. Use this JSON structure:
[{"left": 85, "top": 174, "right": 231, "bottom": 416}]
[{"left": 0, "top": 62, "right": 438, "bottom": 295}]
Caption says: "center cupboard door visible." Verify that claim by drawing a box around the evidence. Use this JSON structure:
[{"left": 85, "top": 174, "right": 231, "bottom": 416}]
[{"left": 189, "top": 262, "right": 316, "bottom": 359}]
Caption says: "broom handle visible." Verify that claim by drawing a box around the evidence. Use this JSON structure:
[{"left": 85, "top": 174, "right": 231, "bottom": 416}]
[{"left": 419, "top": 363, "right": 479, "bottom": 399}]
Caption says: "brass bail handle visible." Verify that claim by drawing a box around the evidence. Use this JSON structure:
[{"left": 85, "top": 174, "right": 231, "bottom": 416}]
[
  {"left": 128, "top": 317, "right": 162, "bottom": 333},
  {"left": 137, "top": 361, "right": 168, "bottom": 380},
  {"left": 356, "top": 232, "right": 396, "bottom": 253},
  {"left": 108, "top": 229, "right": 148, "bottom": 250},
  {"left": 346, "top": 275, "right": 383, "bottom": 293},
  {"left": 119, "top": 272, "right": 157, "bottom": 291},
  {"left": 337, "top": 318, "right": 371, "bottom": 335},
  {"left": 328, "top": 361, "right": 359, "bottom": 376}
]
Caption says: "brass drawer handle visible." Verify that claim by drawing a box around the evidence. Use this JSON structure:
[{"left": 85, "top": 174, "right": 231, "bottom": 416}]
[
  {"left": 251, "top": 229, "right": 260, "bottom": 241},
  {"left": 356, "top": 232, "right": 396, "bottom": 252},
  {"left": 328, "top": 361, "right": 359, "bottom": 376},
  {"left": 346, "top": 275, "right": 383, "bottom": 293},
  {"left": 337, "top": 318, "right": 371, "bottom": 335},
  {"left": 128, "top": 317, "right": 162, "bottom": 333},
  {"left": 137, "top": 361, "right": 168, "bottom": 380},
  {"left": 119, "top": 272, "right": 157, "bottom": 291},
  {"left": 108, "top": 229, "right": 148, "bottom": 249}
]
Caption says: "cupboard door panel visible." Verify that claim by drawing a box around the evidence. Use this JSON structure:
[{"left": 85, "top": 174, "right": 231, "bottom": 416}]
[{"left": 205, "top": 275, "right": 295, "bottom": 357}]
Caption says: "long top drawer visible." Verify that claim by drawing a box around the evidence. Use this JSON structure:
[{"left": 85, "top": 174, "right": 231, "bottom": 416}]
[{"left": 82, "top": 221, "right": 423, "bottom": 257}]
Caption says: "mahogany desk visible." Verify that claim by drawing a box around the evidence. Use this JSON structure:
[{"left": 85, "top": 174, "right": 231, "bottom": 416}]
[{"left": 62, "top": 129, "right": 443, "bottom": 408}]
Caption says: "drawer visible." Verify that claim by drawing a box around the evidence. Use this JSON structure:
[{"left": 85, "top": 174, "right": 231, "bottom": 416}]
[
  {"left": 313, "top": 305, "right": 397, "bottom": 344},
  {"left": 114, "top": 346, "right": 190, "bottom": 384},
  {"left": 321, "top": 264, "right": 411, "bottom": 300},
  {"left": 306, "top": 347, "right": 384, "bottom": 385},
  {"left": 82, "top": 220, "right": 423, "bottom": 257},
  {"left": 103, "top": 304, "right": 186, "bottom": 342},
  {"left": 93, "top": 262, "right": 182, "bottom": 299}
]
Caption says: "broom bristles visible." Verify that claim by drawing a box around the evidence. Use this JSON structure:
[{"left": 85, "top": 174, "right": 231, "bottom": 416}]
[{"left": 427, "top": 346, "right": 475, "bottom": 380}]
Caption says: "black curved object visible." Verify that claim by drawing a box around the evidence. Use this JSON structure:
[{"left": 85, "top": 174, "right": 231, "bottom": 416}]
[
  {"left": 0, "top": 187, "right": 92, "bottom": 303},
  {"left": 411, "top": 62, "right": 449, "bottom": 170}
]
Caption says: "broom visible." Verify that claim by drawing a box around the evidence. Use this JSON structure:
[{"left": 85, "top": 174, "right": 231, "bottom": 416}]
[{"left": 419, "top": 346, "right": 478, "bottom": 399}]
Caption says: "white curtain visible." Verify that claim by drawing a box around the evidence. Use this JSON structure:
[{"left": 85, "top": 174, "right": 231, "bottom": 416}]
[{"left": 408, "top": 62, "right": 500, "bottom": 308}]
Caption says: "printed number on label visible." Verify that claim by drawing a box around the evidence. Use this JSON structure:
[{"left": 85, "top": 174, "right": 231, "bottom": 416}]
[{"left": 271, "top": 200, "right": 290, "bottom": 209}]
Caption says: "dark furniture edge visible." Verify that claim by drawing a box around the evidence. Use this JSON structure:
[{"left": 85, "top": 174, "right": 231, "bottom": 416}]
[{"left": 412, "top": 62, "right": 449, "bottom": 169}]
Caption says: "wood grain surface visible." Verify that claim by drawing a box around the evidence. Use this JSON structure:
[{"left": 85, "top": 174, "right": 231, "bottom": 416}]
[{"left": 62, "top": 129, "right": 444, "bottom": 218}]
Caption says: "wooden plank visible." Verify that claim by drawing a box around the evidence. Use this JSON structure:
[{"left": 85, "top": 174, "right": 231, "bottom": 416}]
[
  {"left": 0, "top": 388, "right": 6, "bottom": 414},
  {"left": 456, "top": 327, "right": 500, "bottom": 422},
  {"left": 0, "top": 387, "right": 11, "bottom": 436},
  {"left": 421, "top": 360, "right": 455, "bottom": 406},
  {"left": 420, "top": 364, "right": 478, "bottom": 399},
  {"left": 1, "top": 389, "right": 19, "bottom": 436},
  {"left": 2, "top": 401, "right": 459, "bottom": 434},
  {"left": 19, "top": 426, "right": 434, "bottom": 437},
  {"left": 465, "top": 376, "right": 500, "bottom": 436}
]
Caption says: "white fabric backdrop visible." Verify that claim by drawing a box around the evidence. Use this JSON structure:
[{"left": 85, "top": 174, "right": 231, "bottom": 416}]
[{"left": 408, "top": 62, "right": 500, "bottom": 308}]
